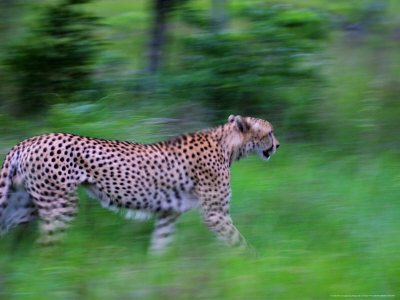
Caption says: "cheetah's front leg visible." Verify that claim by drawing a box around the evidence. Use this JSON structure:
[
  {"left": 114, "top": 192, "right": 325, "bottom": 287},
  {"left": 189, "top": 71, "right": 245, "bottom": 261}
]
[
  {"left": 149, "top": 211, "right": 181, "bottom": 254},
  {"left": 202, "top": 210, "right": 247, "bottom": 247},
  {"left": 198, "top": 186, "right": 248, "bottom": 248}
]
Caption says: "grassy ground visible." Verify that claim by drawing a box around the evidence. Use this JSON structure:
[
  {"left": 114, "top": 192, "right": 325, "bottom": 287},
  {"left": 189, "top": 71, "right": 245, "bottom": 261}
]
[{"left": 1, "top": 145, "right": 399, "bottom": 299}]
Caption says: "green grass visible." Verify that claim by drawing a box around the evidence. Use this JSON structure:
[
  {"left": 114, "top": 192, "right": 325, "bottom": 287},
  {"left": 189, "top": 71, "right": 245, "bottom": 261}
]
[{"left": 1, "top": 146, "right": 399, "bottom": 299}]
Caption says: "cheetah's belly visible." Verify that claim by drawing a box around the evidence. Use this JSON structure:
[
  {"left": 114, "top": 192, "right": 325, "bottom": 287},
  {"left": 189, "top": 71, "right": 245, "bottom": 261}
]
[{"left": 83, "top": 182, "right": 198, "bottom": 214}]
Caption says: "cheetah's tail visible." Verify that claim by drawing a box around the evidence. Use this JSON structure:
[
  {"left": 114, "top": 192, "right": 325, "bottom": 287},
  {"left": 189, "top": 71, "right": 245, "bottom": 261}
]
[
  {"left": 0, "top": 148, "right": 19, "bottom": 205},
  {"left": 0, "top": 149, "right": 19, "bottom": 234},
  {"left": 0, "top": 148, "right": 37, "bottom": 236}
]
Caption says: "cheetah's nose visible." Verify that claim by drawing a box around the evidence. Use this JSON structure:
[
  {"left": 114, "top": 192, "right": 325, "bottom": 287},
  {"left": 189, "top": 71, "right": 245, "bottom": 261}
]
[{"left": 276, "top": 144, "right": 280, "bottom": 149}]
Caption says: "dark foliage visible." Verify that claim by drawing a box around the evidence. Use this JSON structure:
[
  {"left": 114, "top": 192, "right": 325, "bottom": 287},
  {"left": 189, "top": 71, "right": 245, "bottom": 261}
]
[
  {"left": 168, "top": 5, "right": 328, "bottom": 135},
  {"left": 6, "top": 0, "right": 100, "bottom": 114}
]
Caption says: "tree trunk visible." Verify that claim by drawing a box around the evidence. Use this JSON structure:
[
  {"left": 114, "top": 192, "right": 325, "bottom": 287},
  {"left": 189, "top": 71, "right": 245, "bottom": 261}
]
[
  {"left": 211, "top": 0, "right": 228, "bottom": 34},
  {"left": 148, "top": 0, "right": 172, "bottom": 74},
  {"left": 0, "top": 0, "right": 16, "bottom": 37}
]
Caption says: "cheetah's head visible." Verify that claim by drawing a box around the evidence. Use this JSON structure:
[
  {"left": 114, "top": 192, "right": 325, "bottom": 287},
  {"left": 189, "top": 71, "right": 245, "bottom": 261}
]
[{"left": 228, "top": 115, "right": 280, "bottom": 161}]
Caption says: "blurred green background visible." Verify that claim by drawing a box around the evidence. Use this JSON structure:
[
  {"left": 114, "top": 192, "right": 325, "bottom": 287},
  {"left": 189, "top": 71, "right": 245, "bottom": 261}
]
[{"left": 0, "top": 0, "right": 399, "bottom": 299}]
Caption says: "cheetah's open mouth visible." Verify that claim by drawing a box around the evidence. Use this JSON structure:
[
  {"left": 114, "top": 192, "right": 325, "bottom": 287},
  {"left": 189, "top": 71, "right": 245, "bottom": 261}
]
[{"left": 262, "top": 147, "right": 273, "bottom": 160}]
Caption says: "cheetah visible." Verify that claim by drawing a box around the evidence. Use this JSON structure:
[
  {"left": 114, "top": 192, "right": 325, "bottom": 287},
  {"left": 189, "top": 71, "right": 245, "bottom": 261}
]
[{"left": 0, "top": 115, "right": 279, "bottom": 252}]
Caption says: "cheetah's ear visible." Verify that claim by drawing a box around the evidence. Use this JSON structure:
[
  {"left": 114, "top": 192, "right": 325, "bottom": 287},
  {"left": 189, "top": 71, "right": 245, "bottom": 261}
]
[{"left": 228, "top": 115, "right": 249, "bottom": 133}]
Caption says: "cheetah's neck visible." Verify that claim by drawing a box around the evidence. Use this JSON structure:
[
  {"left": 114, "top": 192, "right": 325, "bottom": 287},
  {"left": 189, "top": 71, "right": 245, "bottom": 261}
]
[{"left": 208, "top": 123, "right": 245, "bottom": 167}]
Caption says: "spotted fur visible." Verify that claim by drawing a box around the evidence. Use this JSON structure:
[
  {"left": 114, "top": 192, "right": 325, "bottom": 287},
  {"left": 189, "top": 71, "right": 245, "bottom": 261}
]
[{"left": 0, "top": 115, "right": 279, "bottom": 252}]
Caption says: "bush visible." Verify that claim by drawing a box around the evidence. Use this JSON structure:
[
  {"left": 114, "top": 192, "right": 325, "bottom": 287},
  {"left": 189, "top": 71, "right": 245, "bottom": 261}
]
[
  {"left": 168, "top": 4, "right": 328, "bottom": 137},
  {"left": 6, "top": 0, "right": 100, "bottom": 114}
]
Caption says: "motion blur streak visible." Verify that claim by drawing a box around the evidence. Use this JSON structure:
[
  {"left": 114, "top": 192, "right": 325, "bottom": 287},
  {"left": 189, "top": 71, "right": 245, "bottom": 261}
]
[{"left": 0, "top": 0, "right": 399, "bottom": 299}]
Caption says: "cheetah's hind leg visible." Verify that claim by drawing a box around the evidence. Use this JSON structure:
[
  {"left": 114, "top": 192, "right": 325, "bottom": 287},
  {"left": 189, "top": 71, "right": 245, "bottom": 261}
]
[
  {"left": 35, "top": 192, "right": 78, "bottom": 245},
  {"left": 0, "top": 186, "right": 37, "bottom": 236}
]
